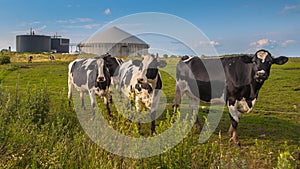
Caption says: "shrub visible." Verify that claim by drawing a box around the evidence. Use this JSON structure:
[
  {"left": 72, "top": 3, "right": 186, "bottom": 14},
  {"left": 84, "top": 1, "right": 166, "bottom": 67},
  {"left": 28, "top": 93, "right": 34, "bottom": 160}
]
[{"left": 0, "top": 55, "right": 11, "bottom": 65}]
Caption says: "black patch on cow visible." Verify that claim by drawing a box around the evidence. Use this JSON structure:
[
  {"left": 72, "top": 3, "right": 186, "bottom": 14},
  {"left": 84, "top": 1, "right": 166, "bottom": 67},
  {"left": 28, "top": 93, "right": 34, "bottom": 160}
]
[
  {"left": 181, "top": 55, "right": 190, "bottom": 61},
  {"left": 135, "top": 83, "right": 142, "bottom": 91},
  {"left": 71, "top": 60, "right": 91, "bottom": 87},
  {"left": 135, "top": 83, "right": 153, "bottom": 93},
  {"left": 141, "top": 83, "right": 153, "bottom": 93},
  {"left": 155, "top": 73, "right": 162, "bottom": 90},
  {"left": 124, "top": 68, "right": 133, "bottom": 86},
  {"left": 71, "top": 59, "right": 110, "bottom": 90},
  {"left": 146, "top": 60, "right": 159, "bottom": 79}
]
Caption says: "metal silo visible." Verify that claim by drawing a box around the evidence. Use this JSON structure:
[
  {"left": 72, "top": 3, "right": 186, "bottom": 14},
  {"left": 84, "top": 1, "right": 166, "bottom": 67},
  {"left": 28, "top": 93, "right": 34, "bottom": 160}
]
[
  {"left": 51, "top": 38, "right": 70, "bottom": 53},
  {"left": 16, "top": 35, "right": 51, "bottom": 52},
  {"left": 16, "top": 29, "right": 51, "bottom": 53}
]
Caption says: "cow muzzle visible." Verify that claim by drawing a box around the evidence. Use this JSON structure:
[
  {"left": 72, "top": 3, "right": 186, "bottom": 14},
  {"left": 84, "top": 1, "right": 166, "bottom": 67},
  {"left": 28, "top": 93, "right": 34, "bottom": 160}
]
[
  {"left": 97, "top": 76, "right": 105, "bottom": 82},
  {"left": 137, "top": 77, "right": 147, "bottom": 84},
  {"left": 255, "top": 70, "right": 267, "bottom": 82}
]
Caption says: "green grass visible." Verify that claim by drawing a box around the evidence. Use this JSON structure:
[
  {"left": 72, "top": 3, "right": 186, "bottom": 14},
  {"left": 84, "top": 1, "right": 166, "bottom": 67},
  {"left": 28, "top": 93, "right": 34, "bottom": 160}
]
[{"left": 0, "top": 55, "right": 299, "bottom": 168}]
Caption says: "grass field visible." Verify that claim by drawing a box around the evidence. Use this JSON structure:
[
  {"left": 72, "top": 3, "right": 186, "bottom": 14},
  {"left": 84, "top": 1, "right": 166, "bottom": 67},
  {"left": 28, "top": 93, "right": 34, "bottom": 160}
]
[{"left": 0, "top": 53, "right": 299, "bottom": 168}]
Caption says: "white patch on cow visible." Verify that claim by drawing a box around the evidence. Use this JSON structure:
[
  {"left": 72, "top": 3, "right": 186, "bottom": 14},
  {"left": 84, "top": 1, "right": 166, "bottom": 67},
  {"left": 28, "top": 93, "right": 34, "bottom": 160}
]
[
  {"left": 135, "top": 87, "right": 152, "bottom": 111},
  {"left": 257, "top": 51, "right": 268, "bottom": 63},
  {"left": 96, "top": 59, "right": 106, "bottom": 82},
  {"left": 182, "top": 56, "right": 193, "bottom": 63},
  {"left": 82, "top": 59, "right": 95, "bottom": 69},
  {"left": 251, "top": 98, "right": 256, "bottom": 109},
  {"left": 227, "top": 101, "right": 241, "bottom": 122},
  {"left": 138, "top": 55, "right": 155, "bottom": 83},
  {"left": 236, "top": 98, "right": 256, "bottom": 114},
  {"left": 257, "top": 70, "right": 265, "bottom": 75},
  {"left": 116, "top": 58, "right": 123, "bottom": 66}
]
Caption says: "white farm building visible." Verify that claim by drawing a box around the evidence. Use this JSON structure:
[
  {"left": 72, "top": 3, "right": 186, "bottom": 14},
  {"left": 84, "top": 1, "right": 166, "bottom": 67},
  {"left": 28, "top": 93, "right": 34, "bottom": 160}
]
[{"left": 78, "top": 26, "right": 149, "bottom": 56}]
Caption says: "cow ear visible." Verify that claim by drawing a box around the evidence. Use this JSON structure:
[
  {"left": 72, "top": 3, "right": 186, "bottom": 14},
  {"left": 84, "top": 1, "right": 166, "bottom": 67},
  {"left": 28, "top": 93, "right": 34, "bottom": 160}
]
[
  {"left": 273, "top": 56, "right": 288, "bottom": 65},
  {"left": 240, "top": 55, "right": 254, "bottom": 63},
  {"left": 158, "top": 60, "right": 167, "bottom": 68},
  {"left": 132, "top": 60, "right": 141, "bottom": 66}
]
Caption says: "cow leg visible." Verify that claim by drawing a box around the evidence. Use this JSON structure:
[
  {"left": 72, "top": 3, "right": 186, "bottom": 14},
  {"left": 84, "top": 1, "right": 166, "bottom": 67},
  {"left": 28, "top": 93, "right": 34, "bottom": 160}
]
[
  {"left": 189, "top": 96, "right": 200, "bottom": 131},
  {"left": 67, "top": 77, "right": 73, "bottom": 106},
  {"left": 80, "top": 92, "right": 85, "bottom": 110},
  {"left": 89, "top": 90, "right": 96, "bottom": 120},
  {"left": 103, "top": 93, "right": 112, "bottom": 117},
  {"left": 151, "top": 110, "right": 156, "bottom": 134},
  {"left": 151, "top": 89, "right": 161, "bottom": 134},
  {"left": 173, "top": 84, "right": 182, "bottom": 112},
  {"left": 227, "top": 99, "right": 241, "bottom": 146}
]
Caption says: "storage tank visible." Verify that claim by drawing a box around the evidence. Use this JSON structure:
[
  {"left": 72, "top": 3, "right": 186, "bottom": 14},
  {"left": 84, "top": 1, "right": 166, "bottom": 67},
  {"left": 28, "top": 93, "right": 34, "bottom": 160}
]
[
  {"left": 16, "top": 34, "right": 51, "bottom": 53},
  {"left": 51, "top": 38, "right": 70, "bottom": 53}
]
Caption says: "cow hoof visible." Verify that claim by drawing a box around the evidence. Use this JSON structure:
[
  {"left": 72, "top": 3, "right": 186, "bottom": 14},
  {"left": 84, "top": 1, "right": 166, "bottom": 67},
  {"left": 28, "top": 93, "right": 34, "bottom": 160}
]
[{"left": 229, "top": 137, "right": 241, "bottom": 147}]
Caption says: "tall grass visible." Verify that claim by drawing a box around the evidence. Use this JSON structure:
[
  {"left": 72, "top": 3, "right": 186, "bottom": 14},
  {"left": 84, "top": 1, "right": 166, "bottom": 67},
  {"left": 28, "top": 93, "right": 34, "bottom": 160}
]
[
  {"left": 0, "top": 83, "right": 299, "bottom": 168},
  {"left": 0, "top": 58, "right": 299, "bottom": 168}
]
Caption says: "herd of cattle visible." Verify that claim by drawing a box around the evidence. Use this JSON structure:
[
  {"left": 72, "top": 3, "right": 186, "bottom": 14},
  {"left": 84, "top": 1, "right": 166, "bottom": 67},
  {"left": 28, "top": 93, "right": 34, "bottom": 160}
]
[{"left": 68, "top": 50, "right": 288, "bottom": 146}]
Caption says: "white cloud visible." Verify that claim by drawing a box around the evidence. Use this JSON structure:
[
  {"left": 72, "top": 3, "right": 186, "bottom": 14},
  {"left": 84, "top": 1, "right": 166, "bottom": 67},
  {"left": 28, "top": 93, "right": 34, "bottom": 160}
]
[
  {"left": 249, "top": 38, "right": 299, "bottom": 54},
  {"left": 281, "top": 4, "right": 300, "bottom": 13},
  {"left": 36, "top": 25, "right": 47, "bottom": 32},
  {"left": 11, "top": 25, "right": 47, "bottom": 35},
  {"left": 250, "top": 38, "right": 277, "bottom": 48},
  {"left": 104, "top": 8, "right": 111, "bottom": 15},
  {"left": 63, "top": 24, "right": 102, "bottom": 29},
  {"left": 249, "top": 38, "right": 279, "bottom": 52},
  {"left": 281, "top": 40, "right": 297, "bottom": 47},
  {"left": 29, "top": 21, "right": 41, "bottom": 25},
  {"left": 57, "top": 18, "right": 93, "bottom": 24},
  {"left": 210, "top": 40, "right": 220, "bottom": 46},
  {"left": 197, "top": 40, "right": 220, "bottom": 47}
]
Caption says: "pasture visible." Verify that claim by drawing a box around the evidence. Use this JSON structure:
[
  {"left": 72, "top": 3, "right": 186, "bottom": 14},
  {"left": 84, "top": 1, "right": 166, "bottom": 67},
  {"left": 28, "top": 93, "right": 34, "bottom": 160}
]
[{"left": 0, "top": 53, "right": 299, "bottom": 168}]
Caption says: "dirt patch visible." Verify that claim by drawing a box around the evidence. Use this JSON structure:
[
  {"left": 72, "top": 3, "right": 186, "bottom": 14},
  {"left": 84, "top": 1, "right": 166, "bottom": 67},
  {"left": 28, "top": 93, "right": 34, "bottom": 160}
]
[
  {"left": 294, "top": 87, "right": 300, "bottom": 91},
  {"left": 282, "top": 68, "right": 300, "bottom": 70},
  {"left": 19, "top": 65, "right": 31, "bottom": 69}
]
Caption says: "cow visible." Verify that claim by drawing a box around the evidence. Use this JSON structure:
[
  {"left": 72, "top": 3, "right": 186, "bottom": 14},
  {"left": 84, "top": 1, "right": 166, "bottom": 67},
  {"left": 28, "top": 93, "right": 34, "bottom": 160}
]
[
  {"left": 117, "top": 55, "right": 166, "bottom": 133},
  {"left": 49, "top": 55, "right": 55, "bottom": 61},
  {"left": 173, "top": 49, "right": 288, "bottom": 146},
  {"left": 68, "top": 57, "right": 111, "bottom": 119},
  {"left": 96, "top": 53, "right": 124, "bottom": 88},
  {"left": 28, "top": 56, "right": 33, "bottom": 63}
]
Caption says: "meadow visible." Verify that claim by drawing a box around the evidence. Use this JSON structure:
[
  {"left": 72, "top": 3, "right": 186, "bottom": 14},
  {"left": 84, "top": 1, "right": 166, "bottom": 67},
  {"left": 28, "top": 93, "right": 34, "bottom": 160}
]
[{"left": 0, "top": 52, "right": 299, "bottom": 168}]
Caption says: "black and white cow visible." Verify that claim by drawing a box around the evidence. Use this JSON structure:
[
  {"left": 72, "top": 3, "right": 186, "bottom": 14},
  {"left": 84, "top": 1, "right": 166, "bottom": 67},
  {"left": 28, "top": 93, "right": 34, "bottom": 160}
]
[
  {"left": 118, "top": 55, "right": 166, "bottom": 133},
  {"left": 28, "top": 56, "right": 33, "bottom": 63},
  {"left": 173, "top": 49, "right": 288, "bottom": 146},
  {"left": 96, "top": 53, "right": 124, "bottom": 88},
  {"left": 68, "top": 57, "right": 111, "bottom": 118}
]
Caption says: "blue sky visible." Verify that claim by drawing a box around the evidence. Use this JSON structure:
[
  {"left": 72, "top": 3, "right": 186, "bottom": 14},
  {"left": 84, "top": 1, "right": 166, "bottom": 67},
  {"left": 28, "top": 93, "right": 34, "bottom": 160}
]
[{"left": 0, "top": 0, "right": 299, "bottom": 56}]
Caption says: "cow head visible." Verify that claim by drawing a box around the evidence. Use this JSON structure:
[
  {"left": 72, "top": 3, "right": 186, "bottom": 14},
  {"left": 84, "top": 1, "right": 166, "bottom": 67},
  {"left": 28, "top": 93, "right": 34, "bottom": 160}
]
[
  {"left": 132, "top": 55, "right": 167, "bottom": 84},
  {"left": 96, "top": 58, "right": 106, "bottom": 82},
  {"left": 102, "top": 54, "right": 123, "bottom": 77},
  {"left": 241, "top": 49, "right": 288, "bottom": 83}
]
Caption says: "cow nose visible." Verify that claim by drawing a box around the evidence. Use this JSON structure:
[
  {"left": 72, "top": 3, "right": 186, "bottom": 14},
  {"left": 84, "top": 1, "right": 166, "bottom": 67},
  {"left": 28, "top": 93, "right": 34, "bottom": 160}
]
[
  {"left": 137, "top": 77, "right": 145, "bottom": 83},
  {"left": 98, "top": 76, "right": 105, "bottom": 82},
  {"left": 256, "top": 70, "right": 265, "bottom": 77}
]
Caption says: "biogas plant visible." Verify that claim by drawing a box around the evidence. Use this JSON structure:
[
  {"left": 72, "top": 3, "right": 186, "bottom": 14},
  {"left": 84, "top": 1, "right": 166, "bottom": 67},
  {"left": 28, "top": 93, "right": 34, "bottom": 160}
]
[{"left": 16, "top": 28, "right": 70, "bottom": 53}]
